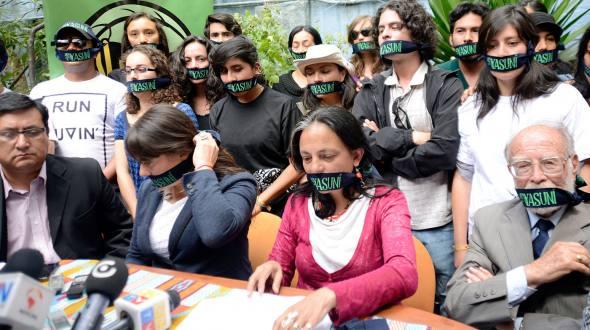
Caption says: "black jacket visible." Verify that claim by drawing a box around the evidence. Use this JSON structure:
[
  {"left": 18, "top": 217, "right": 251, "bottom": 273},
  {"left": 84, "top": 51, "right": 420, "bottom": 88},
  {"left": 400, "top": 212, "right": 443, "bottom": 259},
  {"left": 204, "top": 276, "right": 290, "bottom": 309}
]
[
  {"left": 0, "top": 155, "right": 132, "bottom": 261},
  {"left": 352, "top": 66, "right": 462, "bottom": 180}
]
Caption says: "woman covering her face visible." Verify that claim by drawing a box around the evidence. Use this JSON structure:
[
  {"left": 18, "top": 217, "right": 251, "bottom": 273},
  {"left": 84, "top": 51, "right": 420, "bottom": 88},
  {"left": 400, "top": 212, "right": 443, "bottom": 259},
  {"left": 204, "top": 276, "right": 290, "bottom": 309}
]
[
  {"left": 452, "top": 5, "right": 590, "bottom": 264},
  {"left": 248, "top": 107, "right": 417, "bottom": 328},
  {"left": 208, "top": 36, "right": 302, "bottom": 215},
  {"left": 125, "top": 104, "right": 256, "bottom": 279},
  {"left": 115, "top": 45, "right": 199, "bottom": 219}
]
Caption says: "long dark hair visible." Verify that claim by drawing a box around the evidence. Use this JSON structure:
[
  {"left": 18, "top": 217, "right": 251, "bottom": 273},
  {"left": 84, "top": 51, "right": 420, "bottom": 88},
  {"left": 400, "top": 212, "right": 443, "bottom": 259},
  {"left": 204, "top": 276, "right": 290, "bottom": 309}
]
[
  {"left": 475, "top": 5, "right": 560, "bottom": 122},
  {"left": 347, "top": 15, "right": 383, "bottom": 77},
  {"left": 573, "top": 27, "right": 590, "bottom": 99},
  {"left": 288, "top": 25, "right": 322, "bottom": 48},
  {"left": 120, "top": 12, "right": 170, "bottom": 56},
  {"left": 208, "top": 36, "right": 267, "bottom": 95},
  {"left": 121, "top": 45, "right": 182, "bottom": 114},
  {"left": 290, "top": 107, "right": 390, "bottom": 218},
  {"left": 126, "top": 104, "right": 243, "bottom": 179},
  {"left": 170, "top": 35, "right": 225, "bottom": 106},
  {"left": 301, "top": 73, "right": 357, "bottom": 112}
]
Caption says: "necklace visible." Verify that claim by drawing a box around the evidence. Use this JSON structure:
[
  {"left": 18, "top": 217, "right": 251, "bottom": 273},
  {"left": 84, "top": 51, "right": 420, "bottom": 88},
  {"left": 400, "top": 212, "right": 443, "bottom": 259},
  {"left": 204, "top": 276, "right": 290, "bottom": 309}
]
[{"left": 323, "top": 201, "right": 352, "bottom": 222}]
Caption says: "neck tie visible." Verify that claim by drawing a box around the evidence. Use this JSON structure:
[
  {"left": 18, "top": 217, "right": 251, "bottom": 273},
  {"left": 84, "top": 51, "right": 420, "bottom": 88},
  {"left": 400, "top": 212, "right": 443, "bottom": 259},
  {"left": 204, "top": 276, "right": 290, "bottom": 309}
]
[{"left": 532, "top": 219, "right": 554, "bottom": 259}]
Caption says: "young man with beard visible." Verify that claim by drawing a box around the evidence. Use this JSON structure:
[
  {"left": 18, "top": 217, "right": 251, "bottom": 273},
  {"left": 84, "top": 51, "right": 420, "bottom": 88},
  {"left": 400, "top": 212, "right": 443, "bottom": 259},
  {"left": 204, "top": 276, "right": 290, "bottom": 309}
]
[
  {"left": 30, "top": 21, "right": 126, "bottom": 182},
  {"left": 444, "top": 124, "right": 590, "bottom": 329},
  {"left": 437, "top": 2, "right": 490, "bottom": 90}
]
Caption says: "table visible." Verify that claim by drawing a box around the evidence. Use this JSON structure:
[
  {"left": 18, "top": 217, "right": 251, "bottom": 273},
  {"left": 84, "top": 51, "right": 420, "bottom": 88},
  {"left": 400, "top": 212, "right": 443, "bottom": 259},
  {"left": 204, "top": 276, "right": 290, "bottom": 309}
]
[{"left": 132, "top": 264, "right": 475, "bottom": 330}]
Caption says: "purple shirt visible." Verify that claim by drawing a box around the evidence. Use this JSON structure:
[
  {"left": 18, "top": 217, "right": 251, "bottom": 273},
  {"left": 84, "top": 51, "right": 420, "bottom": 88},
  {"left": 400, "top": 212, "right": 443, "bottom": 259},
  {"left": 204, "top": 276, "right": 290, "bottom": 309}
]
[{"left": 1, "top": 163, "right": 60, "bottom": 264}]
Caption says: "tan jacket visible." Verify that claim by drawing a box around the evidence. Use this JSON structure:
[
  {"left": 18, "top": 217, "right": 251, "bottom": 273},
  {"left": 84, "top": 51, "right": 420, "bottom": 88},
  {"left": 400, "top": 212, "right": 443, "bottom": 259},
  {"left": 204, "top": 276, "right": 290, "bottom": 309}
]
[{"left": 443, "top": 199, "right": 590, "bottom": 329}]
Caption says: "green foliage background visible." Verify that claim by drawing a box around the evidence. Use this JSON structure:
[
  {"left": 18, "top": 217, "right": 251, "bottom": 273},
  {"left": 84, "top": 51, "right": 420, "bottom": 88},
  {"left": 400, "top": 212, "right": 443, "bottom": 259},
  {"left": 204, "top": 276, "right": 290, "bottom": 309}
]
[
  {"left": 234, "top": 7, "right": 292, "bottom": 86},
  {"left": 0, "top": 0, "right": 47, "bottom": 93},
  {"left": 430, "top": 0, "right": 590, "bottom": 63}
]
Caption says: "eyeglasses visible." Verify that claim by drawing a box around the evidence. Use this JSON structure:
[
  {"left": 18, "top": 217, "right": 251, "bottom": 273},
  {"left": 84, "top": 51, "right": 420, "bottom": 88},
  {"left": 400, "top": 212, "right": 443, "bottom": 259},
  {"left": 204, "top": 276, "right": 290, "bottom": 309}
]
[
  {"left": 0, "top": 127, "right": 46, "bottom": 141},
  {"left": 124, "top": 66, "right": 157, "bottom": 75},
  {"left": 350, "top": 28, "right": 372, "bottom": 40},
  {"left": 509, "top": 156, "right": 569, "bottom": 178},
  {"left": 54, "top": 38, "right": 88, "bottom": 49},
  {"left": 391, "top": 95, "right": 412, "bottom": 129}
]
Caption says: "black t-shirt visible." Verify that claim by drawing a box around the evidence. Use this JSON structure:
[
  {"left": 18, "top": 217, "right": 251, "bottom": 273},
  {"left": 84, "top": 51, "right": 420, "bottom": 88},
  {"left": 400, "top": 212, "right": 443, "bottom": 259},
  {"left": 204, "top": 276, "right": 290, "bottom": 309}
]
[
  {"left": 210, "top": 87, "right": 302, "bottom": 172},
  {"left": 197, "top": 113, "right": 211, "bottom": 131},
  {"left": 272, "top": 71, "right": 305, "bottom": 101}
]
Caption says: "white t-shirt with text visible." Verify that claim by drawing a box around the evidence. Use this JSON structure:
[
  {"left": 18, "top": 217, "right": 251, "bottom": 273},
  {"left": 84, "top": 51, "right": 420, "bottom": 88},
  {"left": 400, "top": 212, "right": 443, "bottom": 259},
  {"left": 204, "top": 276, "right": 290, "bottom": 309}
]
[{"left": 29, "top": 74, "right": 126, "bottom": 168}]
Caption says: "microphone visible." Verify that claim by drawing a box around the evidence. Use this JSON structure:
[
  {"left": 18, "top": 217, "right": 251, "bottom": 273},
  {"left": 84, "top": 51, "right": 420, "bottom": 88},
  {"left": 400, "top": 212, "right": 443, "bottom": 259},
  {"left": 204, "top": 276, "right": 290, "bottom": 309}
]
[
  {"left": 71, "top": 258, "right": 128, "bottom": 330},
  {"left": 0, "top": 248, "right": 52, "bottom": 330},
  {"left": 110, "top": 289, "right": 181, "bottom": 330},
  {"left": 2, "top": 248, "right": 44, "bottom": 278}
]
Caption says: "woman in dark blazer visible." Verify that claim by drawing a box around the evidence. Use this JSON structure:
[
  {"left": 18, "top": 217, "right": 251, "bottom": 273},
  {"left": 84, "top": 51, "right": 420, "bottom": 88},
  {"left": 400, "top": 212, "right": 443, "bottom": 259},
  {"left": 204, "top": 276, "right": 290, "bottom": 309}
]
[{"left": 125, "top": 103, "right": 256, "bottom": 280}]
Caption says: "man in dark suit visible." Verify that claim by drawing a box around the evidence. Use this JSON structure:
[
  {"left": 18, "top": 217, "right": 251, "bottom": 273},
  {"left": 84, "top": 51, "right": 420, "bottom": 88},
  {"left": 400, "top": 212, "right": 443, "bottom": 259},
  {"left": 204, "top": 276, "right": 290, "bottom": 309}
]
[
  {"left": 0, "top": 92, "right": 131, "bottom": 263},
  {"left": 444, "top": 124, "right": 590, "bottom": 329}
]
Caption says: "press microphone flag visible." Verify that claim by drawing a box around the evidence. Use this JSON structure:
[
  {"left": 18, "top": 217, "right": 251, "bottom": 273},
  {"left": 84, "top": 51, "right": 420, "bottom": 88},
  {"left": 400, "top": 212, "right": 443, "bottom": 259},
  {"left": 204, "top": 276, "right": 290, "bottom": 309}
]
[
  {"left": 111, "top": 289, "right": 181, "bottom": 330},
  {"left": 72, "top": 258, "right": 129, "bottom": 330},
  {"left": 0, "top": 249, "right": 52, "bottom": 330}
]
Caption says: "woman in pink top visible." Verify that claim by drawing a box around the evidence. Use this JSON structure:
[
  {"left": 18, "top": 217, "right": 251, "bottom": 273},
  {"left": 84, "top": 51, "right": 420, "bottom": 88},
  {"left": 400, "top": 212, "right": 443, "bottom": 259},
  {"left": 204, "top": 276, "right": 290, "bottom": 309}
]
[{"left": 247, "top": 107, "right": 417, "bottom": 329}]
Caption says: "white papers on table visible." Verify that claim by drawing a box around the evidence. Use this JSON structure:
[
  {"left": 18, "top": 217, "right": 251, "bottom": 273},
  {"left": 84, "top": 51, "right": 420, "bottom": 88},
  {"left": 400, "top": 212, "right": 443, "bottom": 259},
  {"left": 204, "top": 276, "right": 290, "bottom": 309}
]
[{"left": 176, "top": 288, "right": 332, "bottom": 330}]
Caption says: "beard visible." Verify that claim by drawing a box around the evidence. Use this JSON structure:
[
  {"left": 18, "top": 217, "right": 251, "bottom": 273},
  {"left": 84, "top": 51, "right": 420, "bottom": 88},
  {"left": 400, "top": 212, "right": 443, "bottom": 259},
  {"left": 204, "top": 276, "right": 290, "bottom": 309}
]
[{"left": 525, "top": 163, "right": 576, "bottom": 217}]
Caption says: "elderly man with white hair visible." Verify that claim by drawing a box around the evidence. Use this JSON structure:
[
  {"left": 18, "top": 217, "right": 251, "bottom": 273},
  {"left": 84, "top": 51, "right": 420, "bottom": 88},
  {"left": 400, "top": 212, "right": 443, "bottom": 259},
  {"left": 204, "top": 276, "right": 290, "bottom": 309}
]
[{"left": 444, "top": 124, "right": 590, "bottom": 329}]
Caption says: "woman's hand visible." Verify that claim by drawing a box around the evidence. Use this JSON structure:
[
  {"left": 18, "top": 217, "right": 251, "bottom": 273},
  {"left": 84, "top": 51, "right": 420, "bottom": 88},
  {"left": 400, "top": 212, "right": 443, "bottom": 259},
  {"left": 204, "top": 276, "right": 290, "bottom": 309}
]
[
  {"left": 193, "top": 132, "right": 218, "bottom": 170},
  {"left": 273, "top": 288, "right": 336, "bottom": 330},
  {"left": 247, "top": 260, "right": 283, "bottom": 295}
]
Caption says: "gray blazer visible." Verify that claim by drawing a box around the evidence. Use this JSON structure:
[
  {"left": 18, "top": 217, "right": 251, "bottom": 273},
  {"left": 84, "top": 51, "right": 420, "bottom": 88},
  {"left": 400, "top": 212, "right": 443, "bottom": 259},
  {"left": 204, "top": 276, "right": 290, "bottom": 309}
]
[{"left": 443, "top": 198, "right": 590, "bottom": 329}]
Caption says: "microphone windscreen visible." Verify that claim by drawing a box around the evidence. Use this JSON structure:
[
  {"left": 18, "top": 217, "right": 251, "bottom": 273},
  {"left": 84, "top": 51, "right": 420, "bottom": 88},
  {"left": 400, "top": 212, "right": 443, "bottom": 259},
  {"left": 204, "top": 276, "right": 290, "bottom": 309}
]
[
  {"left": 85, "top": 258, "right": 128, "bottom": 303},
  {"left": 3, "top": 248, "right": 44, "bottom": 279},
  {"left": 167, "top": 290, "right": 181, "bottom": 309}
]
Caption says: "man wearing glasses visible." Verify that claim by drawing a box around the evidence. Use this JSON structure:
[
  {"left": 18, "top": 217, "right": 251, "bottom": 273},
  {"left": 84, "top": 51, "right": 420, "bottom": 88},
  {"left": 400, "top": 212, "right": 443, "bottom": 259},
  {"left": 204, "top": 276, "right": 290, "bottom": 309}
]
[
  {"left": 352, "top": 0, "right": 462, "bottom": 313},
  {"left": 29, "top": 21, "right": 126, "bottom": 182},
  {"left": 0, "top": 92, "right": 131, "bottom": 264},
  {"left": 445, "top": 124, "right": 590, "bottom": 329}
]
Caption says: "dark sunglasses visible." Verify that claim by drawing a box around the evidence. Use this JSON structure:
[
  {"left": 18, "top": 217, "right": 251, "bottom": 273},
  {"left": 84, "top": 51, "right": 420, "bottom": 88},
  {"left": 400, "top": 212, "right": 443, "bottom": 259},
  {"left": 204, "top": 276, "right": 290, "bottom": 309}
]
[
  {"left": 350, "top": 28, "right": 372, "bottom": 40},
  {"left": 54, "top": 38, "right": 87, "bottom": 49}
]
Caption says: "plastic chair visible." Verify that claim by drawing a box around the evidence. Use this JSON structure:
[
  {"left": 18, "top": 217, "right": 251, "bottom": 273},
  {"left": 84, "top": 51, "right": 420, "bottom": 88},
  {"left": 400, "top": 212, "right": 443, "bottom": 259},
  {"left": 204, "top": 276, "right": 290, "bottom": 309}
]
[
  {"left": 247, "top": 212, "right": 282, "bottom": 271},
  {"left": 248, "top": 212, "right": 299, "bottom": 287},
  {"left": 400, "top": 236, "right": 436, "bottom": 312}
]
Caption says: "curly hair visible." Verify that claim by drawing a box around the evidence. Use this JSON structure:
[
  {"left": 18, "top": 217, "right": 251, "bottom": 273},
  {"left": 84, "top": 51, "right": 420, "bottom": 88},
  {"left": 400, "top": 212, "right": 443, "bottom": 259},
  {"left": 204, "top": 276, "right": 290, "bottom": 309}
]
[
  {"left": 347, "top": 15, "right": 383, "bottom": 77},
  {"left": 373, "top": 0, "right": 438, "bottom": 61},
  {"left": 170, "top": 35, "right": 225, "bottom": 106},
  {"left": 121, "top": 45, "right": 182, "bottom": 114}
]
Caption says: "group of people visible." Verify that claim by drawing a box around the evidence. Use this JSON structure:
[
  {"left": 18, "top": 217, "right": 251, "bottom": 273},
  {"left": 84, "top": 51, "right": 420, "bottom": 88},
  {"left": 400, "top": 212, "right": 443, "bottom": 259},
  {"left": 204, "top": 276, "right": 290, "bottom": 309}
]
[{"left": 1, "top": 0, "right": 590, "bottom": 328}]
